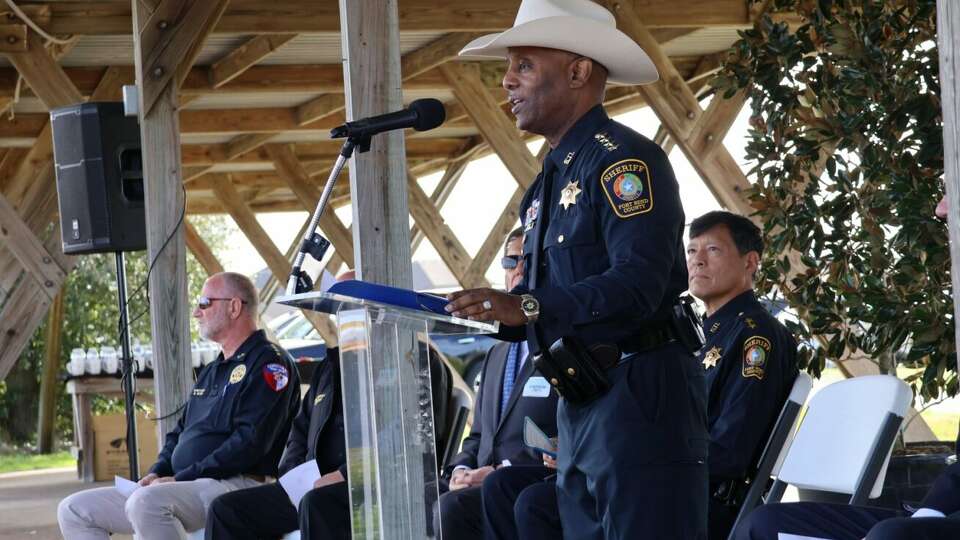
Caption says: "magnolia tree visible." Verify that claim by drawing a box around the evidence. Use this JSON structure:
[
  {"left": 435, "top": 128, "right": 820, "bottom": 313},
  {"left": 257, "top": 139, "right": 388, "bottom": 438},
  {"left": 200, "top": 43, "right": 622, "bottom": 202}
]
[{"left": 713, "top": 0, "right": 951, "bottom": 399}]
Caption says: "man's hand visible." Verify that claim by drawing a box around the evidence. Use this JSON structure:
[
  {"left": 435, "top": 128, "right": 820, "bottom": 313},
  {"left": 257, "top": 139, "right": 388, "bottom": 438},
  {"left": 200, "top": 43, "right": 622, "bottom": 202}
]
[
  {"left": 462, "top": 465, "right": 495, "bottom": 487},
  {"left": 138, "top": 473, "right": 158, "bottom": 487},
  {"left": 150, "top": 476, "right": 175, "bottom": 486},
  {"left": 446, "top": 289, "right": 527, "bottom": 326},
  {"left": 449, "top": 468, "right": 471, "bottom": 491},
  {"left": 543, "top": 453, "right": 557, "bottom": 469},
  {"left": 313, "top": 469, "right": 345, "bottom": 489}
]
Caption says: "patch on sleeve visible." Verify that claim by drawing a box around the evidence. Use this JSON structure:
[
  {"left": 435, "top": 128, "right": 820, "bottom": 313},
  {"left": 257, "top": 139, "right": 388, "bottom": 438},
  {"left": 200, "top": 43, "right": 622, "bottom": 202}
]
[
  {"left": 599, "top": 159, "right": 653, "bottom": 218},
  {"left": 262, "top": 363, "right": 290, "bottom": 392},
  {"left": 742, "top": 336, "right": 771, "bottom": 380}
]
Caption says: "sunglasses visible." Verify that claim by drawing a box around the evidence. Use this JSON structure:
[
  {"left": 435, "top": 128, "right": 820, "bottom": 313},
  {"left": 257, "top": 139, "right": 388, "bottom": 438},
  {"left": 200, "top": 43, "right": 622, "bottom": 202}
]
[
  {"left": 197, "top": 296, "right": 247, "bottom": 310},
  {"left": 501, "top": 255, "right": 523, "bottom": 270}
]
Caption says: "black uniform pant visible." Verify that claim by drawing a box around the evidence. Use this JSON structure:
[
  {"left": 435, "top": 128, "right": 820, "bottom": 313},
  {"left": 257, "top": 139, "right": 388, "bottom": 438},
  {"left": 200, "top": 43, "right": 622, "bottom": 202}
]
[
  {"left": 732, "top": 502, "right": 960, "bottom": 540},
  {"left": 480, "top": 465, "right": 558, "bottom": 540},
  {"left": 205, "top": 481, "right": 349, "bottom": 539},
  {"left": 556, "top": 345, "right": 709, "bottom": 540},
  {"left": 434, "top": 484, "right": 484, "bottom": 540}
]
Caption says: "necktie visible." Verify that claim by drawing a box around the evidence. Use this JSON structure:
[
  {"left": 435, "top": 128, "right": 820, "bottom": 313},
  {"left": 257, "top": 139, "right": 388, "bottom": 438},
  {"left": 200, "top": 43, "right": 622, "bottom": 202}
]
[{"left": 500, "top": 342, "right": 520, "bottom": 417}]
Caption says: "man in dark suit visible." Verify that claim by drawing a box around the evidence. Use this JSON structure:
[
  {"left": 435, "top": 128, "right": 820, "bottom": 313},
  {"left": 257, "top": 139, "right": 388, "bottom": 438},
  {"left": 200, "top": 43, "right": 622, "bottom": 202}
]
[{"left": 434, "top": 227, "right": 560, "bottom": 540}]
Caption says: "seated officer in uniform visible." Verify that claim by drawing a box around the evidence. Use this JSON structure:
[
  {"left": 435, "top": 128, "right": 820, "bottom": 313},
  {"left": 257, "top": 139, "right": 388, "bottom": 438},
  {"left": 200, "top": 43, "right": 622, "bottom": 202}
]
[
  {"left": 734, "top": 196, "right": 960, "bottom": 540},
  {"left": 58, "top": 272, "right": 300, "bottom": 540},
  {"left": 481, "top": 211, "right": 799, "bottom": 540},
  {"left": 205, "top": 344, "right": 349, "bottom": 539},
  {"left": 434, "top": 227, "right": 560, "bottom": 540},
  {"left": 686, "top": 211, "right": 799, "bottom": 539}
]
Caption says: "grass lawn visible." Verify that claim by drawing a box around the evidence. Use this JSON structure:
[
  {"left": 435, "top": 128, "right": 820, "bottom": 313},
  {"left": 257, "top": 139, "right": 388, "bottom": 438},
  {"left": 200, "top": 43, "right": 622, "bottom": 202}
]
[{"left": 0, "top": 451, "right": 73, "bottom": 474}]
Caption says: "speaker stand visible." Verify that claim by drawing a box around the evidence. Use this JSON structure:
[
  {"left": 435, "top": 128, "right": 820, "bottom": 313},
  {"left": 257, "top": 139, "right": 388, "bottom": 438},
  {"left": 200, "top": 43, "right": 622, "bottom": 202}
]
[{"left": 114, "top": 251, "right": 139, "bottom": 480}]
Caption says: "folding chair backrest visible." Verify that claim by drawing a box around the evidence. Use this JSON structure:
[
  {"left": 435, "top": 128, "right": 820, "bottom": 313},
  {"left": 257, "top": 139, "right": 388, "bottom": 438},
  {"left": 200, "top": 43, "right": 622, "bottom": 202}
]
[
  {"left": 440, "top": 385, "right": 473, "bottom": 470},
  {"left": 774, "top": 375, "right": 911, "bottom": 504},
  {"left": 726, "top": 372, "right": 813, "bottom": 540}
]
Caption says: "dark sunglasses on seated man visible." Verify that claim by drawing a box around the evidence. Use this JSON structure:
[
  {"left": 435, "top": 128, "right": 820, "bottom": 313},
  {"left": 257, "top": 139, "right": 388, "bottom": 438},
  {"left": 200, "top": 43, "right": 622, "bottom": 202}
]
[
  {"left": 197, "top": 296, "right": 247, "bottom": 310},
  {"left": 501, "top": 255, "right": 523, "bottom": 270}
]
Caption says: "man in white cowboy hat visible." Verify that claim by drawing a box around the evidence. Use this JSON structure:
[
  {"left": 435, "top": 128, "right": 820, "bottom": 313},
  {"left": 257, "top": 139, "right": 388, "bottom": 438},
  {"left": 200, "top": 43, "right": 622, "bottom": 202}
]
[{"left": 445, "top": 0, "right": 710, "bottom": 538}]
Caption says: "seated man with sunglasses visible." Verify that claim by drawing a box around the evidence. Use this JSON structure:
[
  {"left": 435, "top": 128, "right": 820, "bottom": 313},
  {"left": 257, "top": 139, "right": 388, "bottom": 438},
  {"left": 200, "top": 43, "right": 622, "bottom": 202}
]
[
  {"left": 434, "top": 227, "right": 560, "bottom": 540},
  {"left": 58, "top": 272, "right": 301, "bottom": 540}
]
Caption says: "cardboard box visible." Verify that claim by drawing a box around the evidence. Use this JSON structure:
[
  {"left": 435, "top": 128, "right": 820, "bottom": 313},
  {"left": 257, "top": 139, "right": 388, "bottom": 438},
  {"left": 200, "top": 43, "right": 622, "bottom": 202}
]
[{"left": 92, "top": 412, "right": 160, "bottom": 482}]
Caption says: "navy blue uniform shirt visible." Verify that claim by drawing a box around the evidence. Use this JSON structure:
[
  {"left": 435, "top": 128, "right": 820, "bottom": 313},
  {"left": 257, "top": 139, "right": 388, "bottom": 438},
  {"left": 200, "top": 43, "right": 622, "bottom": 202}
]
[
  {"left": 701, "top": 291, "right": 798, "bottom": 482},
  {"left": 508, "top": 105, "right": 688, "bottom": 351},
  {"left": 149, "top": 330, "right": 301, "bottom": 482}
]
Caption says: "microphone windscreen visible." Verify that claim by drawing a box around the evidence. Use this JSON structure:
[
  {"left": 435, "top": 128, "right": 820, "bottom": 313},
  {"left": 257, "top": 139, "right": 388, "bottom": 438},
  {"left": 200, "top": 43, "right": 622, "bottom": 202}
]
[{"left": 410, "top": 98, "right": 446, "bottom": 132}]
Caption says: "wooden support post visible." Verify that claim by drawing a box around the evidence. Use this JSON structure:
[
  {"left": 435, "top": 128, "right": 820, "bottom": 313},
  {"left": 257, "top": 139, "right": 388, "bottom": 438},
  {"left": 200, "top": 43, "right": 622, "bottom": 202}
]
[
  {"left": 938, "top": 0, "right": 960, "bottom": 376},
  {"left": 211, "top": 175, "right": 338, "bottom": 344},
  {"left": 131, "top": 0, "right": 227, "bottom": 437},
  {"left": 37, "top": 288, "right": 64, "bottom": 453},
  {"left": 440, "top": 62, "right": 539, "bottom": 189},
  {"left": 339, "top": 0, "right": 412, "bottom": 286}
]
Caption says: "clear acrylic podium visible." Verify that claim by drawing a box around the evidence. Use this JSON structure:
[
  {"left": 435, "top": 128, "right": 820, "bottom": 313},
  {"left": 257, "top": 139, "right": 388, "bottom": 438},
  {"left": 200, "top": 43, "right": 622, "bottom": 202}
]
[{"left": 277, "top": 291, "right": 498, "bottom": 540}]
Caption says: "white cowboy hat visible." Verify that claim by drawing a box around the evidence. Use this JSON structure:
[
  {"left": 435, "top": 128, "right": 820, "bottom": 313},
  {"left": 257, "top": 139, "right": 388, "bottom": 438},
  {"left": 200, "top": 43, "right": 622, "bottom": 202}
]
[{"left": 458, "top": 0, "right": 658, "bottom": 85}]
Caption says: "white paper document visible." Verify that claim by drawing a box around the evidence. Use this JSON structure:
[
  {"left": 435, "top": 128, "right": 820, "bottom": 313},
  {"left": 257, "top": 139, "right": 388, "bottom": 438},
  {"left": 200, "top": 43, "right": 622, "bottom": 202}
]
[
  {"left": 778, "top": 534, "right": 831, "bottom": 540},
  {"left": 114, "top": 475, "right": 139, "bottom": 498},
  {"left": 279, "top": 460, "right": 321, "bottom": 507}
]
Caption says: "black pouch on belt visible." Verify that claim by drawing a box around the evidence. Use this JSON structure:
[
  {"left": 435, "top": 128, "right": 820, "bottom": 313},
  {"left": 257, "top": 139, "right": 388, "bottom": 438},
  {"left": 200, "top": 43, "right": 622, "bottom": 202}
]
[{"left": 533, "top": 336, "right": 613, "bottom": 405}]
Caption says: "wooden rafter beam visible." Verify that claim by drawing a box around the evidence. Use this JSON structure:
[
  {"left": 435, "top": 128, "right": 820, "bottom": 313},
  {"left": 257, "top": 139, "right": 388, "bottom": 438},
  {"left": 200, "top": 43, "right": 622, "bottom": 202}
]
[
  {"left": 440, "top": 62, "right": 539, "bottom": 188},
  {"left": 406, "top": 171, "right": 485, "bottom": 288},
  {"left": 210, "top": 174, "right": 337, "bottom": 343},
  {"left": 460, "top": 142, "right": 548, "bottom": 287},
  {"left": 600, "top": 2, "right": 753, "bottom": 215},
  {"left": 410, "top": 158, "right": 469, "bottom": 252},
  {"left": 184, "top": 218, "right": 225, "bottom": 276},
  {"left": 264, "top": 143, "right": 355, "bottom": 265},
  {"left": 0, "top": 192, "right": 65, "bottom": 299},
  {"left": 136, "top": 0, "right": 230, "bottom": 114},
  {"left": 25, "top": 1, "right": 750, "bottom": 35},
  {"left": 210, "top": 33, "right": 298, "bottom": 88}
]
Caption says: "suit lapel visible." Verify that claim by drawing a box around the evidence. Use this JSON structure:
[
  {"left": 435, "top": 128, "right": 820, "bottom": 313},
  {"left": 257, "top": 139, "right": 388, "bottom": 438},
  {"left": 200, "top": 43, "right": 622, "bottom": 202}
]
[{"left": 495, "top": 353, "right": 534, "bottom": 434}]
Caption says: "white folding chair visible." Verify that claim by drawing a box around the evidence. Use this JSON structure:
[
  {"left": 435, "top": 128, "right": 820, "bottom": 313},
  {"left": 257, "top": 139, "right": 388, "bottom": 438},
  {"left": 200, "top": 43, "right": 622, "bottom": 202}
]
[
  {"left": 726, "top": 372, "right": 814, "bottom": 540},
  {"left": 766, "top": 374, "right": 911, "bottom": 505}
]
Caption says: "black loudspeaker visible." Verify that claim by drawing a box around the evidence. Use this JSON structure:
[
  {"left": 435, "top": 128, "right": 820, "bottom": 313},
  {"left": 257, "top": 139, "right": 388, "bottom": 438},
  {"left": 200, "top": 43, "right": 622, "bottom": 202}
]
[{"left": 51, "top": 102, "right": 146, "bottom": 254}]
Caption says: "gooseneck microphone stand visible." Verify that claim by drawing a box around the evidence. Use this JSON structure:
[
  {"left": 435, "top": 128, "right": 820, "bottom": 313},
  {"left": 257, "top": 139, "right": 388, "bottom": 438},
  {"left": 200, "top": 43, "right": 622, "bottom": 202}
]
[
  {"left": 115, "top": 251, "right": 139, "bottom": 480},
  {"left": 286, "top": 134, "right": 371, "bottom": 295}
]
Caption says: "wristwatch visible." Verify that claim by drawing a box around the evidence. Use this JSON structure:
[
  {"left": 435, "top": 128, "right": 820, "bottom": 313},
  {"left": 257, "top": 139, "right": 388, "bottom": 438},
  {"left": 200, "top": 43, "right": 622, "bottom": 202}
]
[{"left": 520, "top": 294, "right": 540, "bottom": 323}]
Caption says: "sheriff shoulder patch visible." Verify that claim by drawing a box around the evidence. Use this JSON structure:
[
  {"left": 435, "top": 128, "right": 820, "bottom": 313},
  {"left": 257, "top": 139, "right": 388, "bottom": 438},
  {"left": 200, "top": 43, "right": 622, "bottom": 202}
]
[
  {"left": 600, "top": 159, "right": 653, "bottom": 218},
  {"left": 262, "top": 363, "right": 290, "bottom": 392},
  {"left": 742, "top": 336, "right": 771, "bottom": 380}
]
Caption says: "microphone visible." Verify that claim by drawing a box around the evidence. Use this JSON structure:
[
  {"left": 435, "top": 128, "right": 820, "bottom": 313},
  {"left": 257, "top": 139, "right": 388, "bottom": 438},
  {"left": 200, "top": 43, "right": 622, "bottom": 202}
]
[{"left": 330, "top": 98, "right": 445, "bottom": 139}]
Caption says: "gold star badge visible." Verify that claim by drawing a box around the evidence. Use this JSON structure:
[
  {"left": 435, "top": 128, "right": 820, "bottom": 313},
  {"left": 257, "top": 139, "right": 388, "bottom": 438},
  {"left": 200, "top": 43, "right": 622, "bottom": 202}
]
[
  {"left": 745, "top": 317, "right": 757, "bottom": 329},
  {"left": 702, "top": 347, "right": 722, "bottom": 369},
  {"left": 559, "top": 180, "right": 582, "bottom": 210}
]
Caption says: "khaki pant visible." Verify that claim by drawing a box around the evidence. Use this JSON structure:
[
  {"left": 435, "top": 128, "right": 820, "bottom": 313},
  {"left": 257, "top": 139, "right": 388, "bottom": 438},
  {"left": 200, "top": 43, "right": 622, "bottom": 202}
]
[{"left": 57, "top": 476, "right": 261, "bottom": 540}]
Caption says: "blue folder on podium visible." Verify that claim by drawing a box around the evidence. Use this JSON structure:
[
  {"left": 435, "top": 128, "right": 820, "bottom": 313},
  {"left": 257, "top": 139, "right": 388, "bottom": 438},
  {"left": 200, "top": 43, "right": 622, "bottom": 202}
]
[{"left": 275, "top": 279, "right": 499, "bottom": 334}]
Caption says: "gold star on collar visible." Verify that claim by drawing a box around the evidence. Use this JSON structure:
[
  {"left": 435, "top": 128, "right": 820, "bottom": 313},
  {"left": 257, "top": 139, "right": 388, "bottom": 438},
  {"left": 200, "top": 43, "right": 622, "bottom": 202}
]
[
  {"left": 709, "top": 322, "right": 720, "bottom": 334},
  {"left": 702, "top": 347, "right": 722, "bottom": 369},
  {"left": 559, "top": 180, "right": 582, "bottom": 210},
  {"left": 745, "top": 317, "right": 757, "bottom": 329}
]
